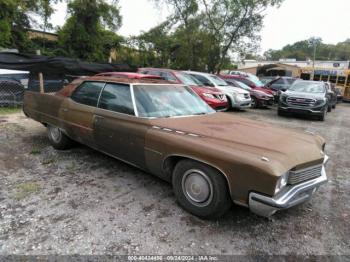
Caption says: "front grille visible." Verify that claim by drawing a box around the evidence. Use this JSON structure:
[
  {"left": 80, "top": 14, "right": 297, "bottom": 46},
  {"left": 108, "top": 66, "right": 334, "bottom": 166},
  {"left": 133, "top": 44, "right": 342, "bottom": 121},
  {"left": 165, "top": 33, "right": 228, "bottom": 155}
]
[
  {"left": 287, "top": 97, "right": 316, "bottom": 107},
  {"left": 288, "top": 165, "right": 322, "bottom": 185}
]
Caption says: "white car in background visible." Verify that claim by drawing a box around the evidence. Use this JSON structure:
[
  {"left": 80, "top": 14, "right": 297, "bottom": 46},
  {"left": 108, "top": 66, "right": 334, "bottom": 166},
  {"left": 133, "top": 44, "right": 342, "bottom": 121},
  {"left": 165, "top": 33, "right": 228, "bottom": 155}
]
[{"left": 185, "top": 71, "right": 251, "bottom": 110}]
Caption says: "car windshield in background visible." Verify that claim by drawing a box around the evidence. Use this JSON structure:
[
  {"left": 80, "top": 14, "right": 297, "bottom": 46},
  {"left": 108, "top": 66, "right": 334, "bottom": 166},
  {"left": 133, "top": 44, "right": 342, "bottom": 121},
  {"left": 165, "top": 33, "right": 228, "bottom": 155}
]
[
  {"left": 249, "top": 78, "right": 265, "bottom": 87},
  {"left": 175, "top": 72, "right": 203, "bottom": 86},
  {"left": 231, "top": 80, "right": 252, "bottom": 91},
  {"left": 133, "top": 85, "right": 215, "bottom": 118},
  {"left": 286, "top": 78, "right": 297, "bottom": 84},
  {"left": 289, "top": 82, "right": 325, "bottom": 93},
  {"left": 208, "top": 75, "right": 229, "bottom": 86}
]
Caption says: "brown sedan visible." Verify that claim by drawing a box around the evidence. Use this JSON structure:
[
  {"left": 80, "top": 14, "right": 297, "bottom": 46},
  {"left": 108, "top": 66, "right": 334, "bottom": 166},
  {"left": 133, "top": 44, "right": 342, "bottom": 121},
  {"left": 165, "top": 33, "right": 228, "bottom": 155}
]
[{"left": 23, "top": 76, "right": 329, "bottom": 218}]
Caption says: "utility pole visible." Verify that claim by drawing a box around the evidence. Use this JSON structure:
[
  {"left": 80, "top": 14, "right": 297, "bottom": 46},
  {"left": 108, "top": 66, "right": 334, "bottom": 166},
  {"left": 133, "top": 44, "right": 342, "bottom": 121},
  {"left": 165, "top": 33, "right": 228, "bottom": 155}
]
[{"left": 311, "top": 40, "right": 317, "bottom": 80}]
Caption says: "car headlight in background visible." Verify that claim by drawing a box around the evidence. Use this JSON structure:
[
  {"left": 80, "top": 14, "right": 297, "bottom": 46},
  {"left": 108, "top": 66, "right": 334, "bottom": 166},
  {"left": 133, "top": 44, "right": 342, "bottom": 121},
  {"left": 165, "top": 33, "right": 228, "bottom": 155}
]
[
  {"left": 275, "top": 172, "right": 289, "bottom": 195},
  {"left": 315, "top": 98, "right": 327, "bottom": 106},
  {"left": 202, "top": 93, "right": 215, "bottom": 99},
  {"left": 280, "top": 94, "right": 287, "bottom": 103}
]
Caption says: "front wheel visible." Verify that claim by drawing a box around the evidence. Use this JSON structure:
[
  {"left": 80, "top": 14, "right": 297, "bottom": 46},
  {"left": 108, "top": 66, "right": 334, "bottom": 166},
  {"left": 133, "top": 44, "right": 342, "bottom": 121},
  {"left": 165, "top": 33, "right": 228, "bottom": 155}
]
[
  {"left": 172, "top": 160, "right": 232, "bottom": 219},
  {"left": 47, "top": 125, "right": 74, "bottom": 150},
  {"left": 251, "top": 97, "right": 258, "bottom": 109},
  {"left": 318, "top": 108, "right": 327, "bottom": 121}
]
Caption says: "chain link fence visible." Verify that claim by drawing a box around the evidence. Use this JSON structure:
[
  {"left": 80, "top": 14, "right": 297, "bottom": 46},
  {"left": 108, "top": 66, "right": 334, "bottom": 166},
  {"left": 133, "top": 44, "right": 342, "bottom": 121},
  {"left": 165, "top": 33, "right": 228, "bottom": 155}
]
[{"left": 0, "top": 78, "right": 24, "bottom": 108}]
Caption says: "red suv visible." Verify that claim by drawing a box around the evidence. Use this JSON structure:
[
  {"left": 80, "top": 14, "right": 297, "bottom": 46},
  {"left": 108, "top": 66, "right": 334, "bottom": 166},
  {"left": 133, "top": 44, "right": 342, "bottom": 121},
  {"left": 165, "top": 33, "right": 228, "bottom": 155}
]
[{"left": 138, "top": 68, "right": 228, "bottom": 111}]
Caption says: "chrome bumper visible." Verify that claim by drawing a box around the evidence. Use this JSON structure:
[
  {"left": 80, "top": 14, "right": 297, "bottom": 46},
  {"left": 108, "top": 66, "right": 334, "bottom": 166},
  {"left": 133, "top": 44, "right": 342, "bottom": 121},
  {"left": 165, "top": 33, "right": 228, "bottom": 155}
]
[{"left": 249, "top": 155, "right": 329, "bottom": 217}]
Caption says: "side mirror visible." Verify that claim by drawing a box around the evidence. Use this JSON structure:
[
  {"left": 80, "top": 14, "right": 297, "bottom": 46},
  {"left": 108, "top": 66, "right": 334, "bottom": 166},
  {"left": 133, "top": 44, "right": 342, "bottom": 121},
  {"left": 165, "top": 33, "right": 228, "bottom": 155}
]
[
  {"left": 205, "top": 82, "right": 214, "bottom": 87},
  {"left": 280, "top": 88, "right": 287, "bottom": 92}
]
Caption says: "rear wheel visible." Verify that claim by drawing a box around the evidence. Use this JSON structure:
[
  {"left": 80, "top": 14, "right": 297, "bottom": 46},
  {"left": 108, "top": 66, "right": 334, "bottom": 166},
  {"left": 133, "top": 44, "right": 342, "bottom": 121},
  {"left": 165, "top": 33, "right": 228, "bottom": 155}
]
[
  {"left": 172, "top": 159, "right": 232, "bottom": 219},
  {"left": 47, "top": 125, "right": 74, "bottom": 150}
]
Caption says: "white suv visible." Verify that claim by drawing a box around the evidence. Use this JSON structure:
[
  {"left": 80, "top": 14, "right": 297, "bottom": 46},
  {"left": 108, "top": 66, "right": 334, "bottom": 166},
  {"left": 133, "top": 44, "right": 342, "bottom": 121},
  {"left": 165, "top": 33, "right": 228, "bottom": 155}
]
[{"left": 185, "top": 71, "right": 251, "bottom": 110}]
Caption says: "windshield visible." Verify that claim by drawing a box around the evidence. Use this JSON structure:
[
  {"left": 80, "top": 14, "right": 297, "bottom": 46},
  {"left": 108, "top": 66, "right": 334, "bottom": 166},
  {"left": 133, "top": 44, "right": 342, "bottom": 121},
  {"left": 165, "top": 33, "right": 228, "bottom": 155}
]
[
  {"left": 208, "top": 75, "right": 229, "bottom": 86},
  {"left": 289, "top": 82, "right": 325, "bottom": 93},
  {"left": 175, "top": 72, "right": 203, "bottom": 86},
  {"left": 133, "top": 85, "right": 215, "bottom": 118}
]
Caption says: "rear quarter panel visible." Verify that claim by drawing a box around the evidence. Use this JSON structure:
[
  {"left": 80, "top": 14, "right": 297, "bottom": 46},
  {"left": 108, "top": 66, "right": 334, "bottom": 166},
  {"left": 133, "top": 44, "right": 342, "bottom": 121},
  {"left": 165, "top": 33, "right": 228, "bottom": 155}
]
[{"left": 23, "top": 91, "right": 66, "bottom": 127}]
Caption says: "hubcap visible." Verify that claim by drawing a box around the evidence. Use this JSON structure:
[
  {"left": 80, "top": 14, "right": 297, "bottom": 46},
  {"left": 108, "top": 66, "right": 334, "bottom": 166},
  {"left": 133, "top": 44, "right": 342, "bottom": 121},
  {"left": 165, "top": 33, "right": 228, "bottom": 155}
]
[
  {"left": 181, "top": 169, "right": 213, "bottom": 207},
  {"left": 50, "top": 127, "right": 61, "bottom": 143}
]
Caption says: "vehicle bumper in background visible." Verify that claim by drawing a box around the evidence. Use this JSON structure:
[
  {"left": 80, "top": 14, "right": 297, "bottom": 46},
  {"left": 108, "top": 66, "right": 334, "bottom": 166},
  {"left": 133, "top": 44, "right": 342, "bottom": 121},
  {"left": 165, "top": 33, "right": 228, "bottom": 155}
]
[
  {"left": 207, "top": 101, "right": 229, "bottom": 111},
  {"left": 249, "top": 155, "right": 329, "bottom": 217},
  {"left": 278, "top": 102, "right": 327, "bottom": 115},
  {"left": 258, "top": 97, "right": 274, "bottom": 106},
  {"left": 232, "top": 98, "right": 251, "bottom": 109}
]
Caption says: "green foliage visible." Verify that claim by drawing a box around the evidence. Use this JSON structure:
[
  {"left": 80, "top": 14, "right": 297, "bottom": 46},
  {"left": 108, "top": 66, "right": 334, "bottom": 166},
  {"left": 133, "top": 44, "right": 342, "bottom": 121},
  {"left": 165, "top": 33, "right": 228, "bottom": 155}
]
[
  {"left": 264, "top": 38, "right": 350, "bottom": 61},
  {"left": 0, "top": 0, "right": 33, "bottom": 50},
  {"left": 141, "top": 0, "right": 284, "bottom": 72},
  {"left": 57, "top": 0, "right": 122, "bottom": 61}
]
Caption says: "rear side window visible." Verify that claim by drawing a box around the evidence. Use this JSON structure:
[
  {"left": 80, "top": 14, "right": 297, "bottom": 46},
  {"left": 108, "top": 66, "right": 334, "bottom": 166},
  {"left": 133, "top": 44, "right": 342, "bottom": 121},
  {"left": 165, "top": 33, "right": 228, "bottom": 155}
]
[
  {"left": 71, "top": 81, "right": 105, "bottom": 107},
  {"left": 98, "top": 83, "right": 134, "bottom": 115},
  {"left": 190, "top": 74, "right": 209, "bottom": 85},
  {"left": 161, "top": 72, "right": 177, "bottom": 82}
]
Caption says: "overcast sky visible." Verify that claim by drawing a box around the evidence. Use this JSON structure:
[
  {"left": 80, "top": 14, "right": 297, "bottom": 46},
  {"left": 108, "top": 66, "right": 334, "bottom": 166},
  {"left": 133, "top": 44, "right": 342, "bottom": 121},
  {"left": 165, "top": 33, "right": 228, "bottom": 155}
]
[{"left": 50, "top": 0, "right": 350, "bottom": 54}]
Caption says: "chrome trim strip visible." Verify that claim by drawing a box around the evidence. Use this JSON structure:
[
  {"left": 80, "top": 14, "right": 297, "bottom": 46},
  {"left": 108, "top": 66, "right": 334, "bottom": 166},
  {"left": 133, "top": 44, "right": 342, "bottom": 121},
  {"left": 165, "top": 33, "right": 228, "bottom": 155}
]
[{"left": 130, "top": 84, "right": 139, "bottom": 117}]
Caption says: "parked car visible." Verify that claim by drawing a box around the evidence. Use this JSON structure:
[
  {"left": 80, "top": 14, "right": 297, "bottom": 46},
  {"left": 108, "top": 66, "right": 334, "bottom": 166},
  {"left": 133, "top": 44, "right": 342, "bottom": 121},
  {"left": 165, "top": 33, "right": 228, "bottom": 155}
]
[
  {"left": 278, "top": 81, "right": 335, "bottom": 121},
  {"left": 185, "top": 71, "right": 251, "bottom": 110},
  {"left": 222, "top": 74, "right": 276, "bottom": 97},
  {"left": 138, "top": 68, "right": 228, "bottom": 111},
  {"left": 0, "top": 78, "right": 24, "bottom": 106},
  {"left": 259, "top": 76, "right": 277, "bottom": 85},
  {"left": 325, "top": 82, "right": 337, "bottom": 109},
  {"left": 265, "top": 77, "right": 298, "bottom": 92},
  {"left": 23, "top": 75, "right": 329, "bottom": 218},
  {"left": 223, "top": 77, "right": 274, "bottom": 108},
  {"left": 335, "top": 87, "right": 343, "bottom": 103}
]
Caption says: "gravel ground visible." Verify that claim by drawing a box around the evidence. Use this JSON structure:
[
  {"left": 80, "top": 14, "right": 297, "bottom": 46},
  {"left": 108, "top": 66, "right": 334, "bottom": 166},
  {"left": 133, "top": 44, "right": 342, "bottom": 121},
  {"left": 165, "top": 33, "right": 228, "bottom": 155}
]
[{"left": 0, "top": 104, "right": 349, "bottom": 256}]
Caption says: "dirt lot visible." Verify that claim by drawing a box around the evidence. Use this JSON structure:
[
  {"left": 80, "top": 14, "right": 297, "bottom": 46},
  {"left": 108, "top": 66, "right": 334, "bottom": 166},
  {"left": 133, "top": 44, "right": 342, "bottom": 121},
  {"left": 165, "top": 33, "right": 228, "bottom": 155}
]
[{"left": 0, "top": 104, "right": 349, "bottom": 256}]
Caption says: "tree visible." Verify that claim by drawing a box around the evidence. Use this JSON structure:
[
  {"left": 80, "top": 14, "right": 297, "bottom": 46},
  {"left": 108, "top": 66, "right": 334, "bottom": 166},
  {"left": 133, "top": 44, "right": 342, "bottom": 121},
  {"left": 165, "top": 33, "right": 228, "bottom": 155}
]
[
  {"left": 263, "top": 38, "right": 350, "bottom": 61},
  {"left": 0, "top": 0, "right": 37, "bottom": 51},
  {"left": 58, "top": 0, "right": 122, "bottom": 61},
  {"left": 201, "top": 0, "right": 283, "bottom": 72}
]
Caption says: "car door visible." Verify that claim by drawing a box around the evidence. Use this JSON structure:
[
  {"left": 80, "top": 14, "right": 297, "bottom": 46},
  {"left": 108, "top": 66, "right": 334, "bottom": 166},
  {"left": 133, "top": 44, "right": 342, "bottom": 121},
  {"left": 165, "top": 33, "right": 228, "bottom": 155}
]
[
  {"left": 93, "top": 83, "right": 148, "bottom": 169},
  {"left": 63, "top": 81, "right": 105, "bottom": 147}
]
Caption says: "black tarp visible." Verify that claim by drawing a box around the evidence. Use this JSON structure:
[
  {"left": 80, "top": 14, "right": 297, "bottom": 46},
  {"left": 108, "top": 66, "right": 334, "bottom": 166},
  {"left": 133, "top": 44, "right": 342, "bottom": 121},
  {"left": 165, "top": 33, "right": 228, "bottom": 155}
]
[
  {"left": 0, "top": 52, "right": 136, "bottom": 92},
  {"left": 0, "top": 52, "right": 136, "bottom": 76}
]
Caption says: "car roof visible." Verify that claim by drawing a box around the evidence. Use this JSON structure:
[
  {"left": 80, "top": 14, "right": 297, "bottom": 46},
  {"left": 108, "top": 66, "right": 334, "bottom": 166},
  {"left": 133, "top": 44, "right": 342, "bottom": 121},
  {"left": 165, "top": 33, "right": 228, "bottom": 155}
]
[
  {"left": 183, "top": 71, "right": 212, "bottom": 77},
  {"left": 56, "top": 76, "right": 179, "bottom": 97}
]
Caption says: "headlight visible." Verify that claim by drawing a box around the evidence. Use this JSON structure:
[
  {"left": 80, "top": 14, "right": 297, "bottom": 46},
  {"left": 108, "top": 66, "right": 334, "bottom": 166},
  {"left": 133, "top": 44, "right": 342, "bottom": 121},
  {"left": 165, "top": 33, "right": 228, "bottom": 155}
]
[
  {"left": 203, "top": 93, "right": 215, "bottom": 99},
  {"left": 315, "top": 98, "right": 326, "bottom": 106},
  {"left": 280, "top": 94, "right": 287, "bottom": 103},
  {"left": 275, "top": 172, "right": 289, "bottom": 195}
]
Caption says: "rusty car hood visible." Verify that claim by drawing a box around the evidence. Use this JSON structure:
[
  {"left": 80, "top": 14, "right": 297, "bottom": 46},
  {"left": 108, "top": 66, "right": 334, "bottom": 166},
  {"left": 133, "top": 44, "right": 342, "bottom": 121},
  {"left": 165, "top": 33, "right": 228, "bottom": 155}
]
[{"left": 149, "top": 113, "right": 325, "bottom": 175}]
